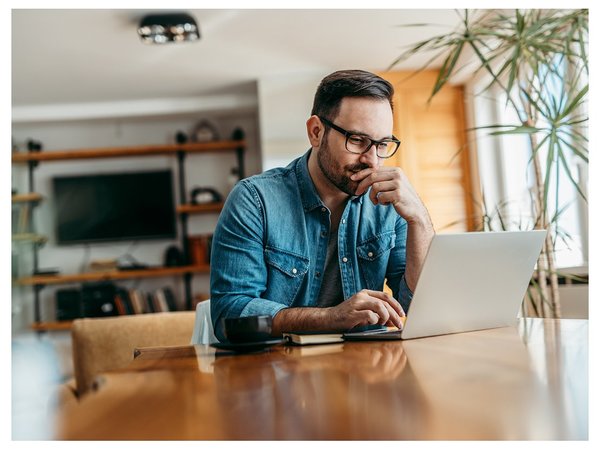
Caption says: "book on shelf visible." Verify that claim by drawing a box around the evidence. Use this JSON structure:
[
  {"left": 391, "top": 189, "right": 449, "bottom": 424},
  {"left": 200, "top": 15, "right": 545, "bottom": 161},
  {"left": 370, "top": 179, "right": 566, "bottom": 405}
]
[
  {"left": 128, "top": 289, "right": 146, "bottom": 314},
  {"left": 145, "top": 292, "right": 156, "bottom": 313},
  {"left": 161, "top": 287, "right": 178, "bottom": 311},
  {"left": 114, "top": 293, "right": 126, "bottom": 315},
  {"left": 153, "top": 289, "right": 169, "bottom": 312},
  {"left": 114, "top": 288, "right": 134, "bottom": 315}
]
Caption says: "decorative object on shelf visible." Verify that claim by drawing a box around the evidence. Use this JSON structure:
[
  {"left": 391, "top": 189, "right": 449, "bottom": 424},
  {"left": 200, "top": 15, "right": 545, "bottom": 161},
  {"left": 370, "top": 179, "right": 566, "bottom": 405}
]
[
  {"left": 191, "top": 119, "right": 220, "bottom": 142},
  {"left": 231, "top": 127, "right": 245, "bottom": 141},
  {"left": 33, "top": 268, "right": 60, "bottom": 276},
  {"left": 175, "top": 130, "right": 188, "bottom": 144},
  {"left": 188, "top": 234, "right": 212, "bottom": 265},
  {"left": 26, "top": 139, "right": 43, "bottom": 152},
  {"left": 190, "top": 187, "right": 223, "bottom": 205},
  {"left": 164, "top": 246, "right": 184, "bottom": 267},
  {"left": 89, "top": 259, "right": 119, "bottom": 272},
  {"left": 138, "top": 12, "right": 200, "bottom": 44}
]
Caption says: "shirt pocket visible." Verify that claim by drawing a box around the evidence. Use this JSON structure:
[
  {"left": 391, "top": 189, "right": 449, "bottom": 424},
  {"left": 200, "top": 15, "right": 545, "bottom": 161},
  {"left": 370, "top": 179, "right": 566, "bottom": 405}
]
[
  {"left": 264, "top": 246, "right": 310, "bottom": 306},
  {"left": 356, "top": 231, "right": 396, "bottom": 290}
]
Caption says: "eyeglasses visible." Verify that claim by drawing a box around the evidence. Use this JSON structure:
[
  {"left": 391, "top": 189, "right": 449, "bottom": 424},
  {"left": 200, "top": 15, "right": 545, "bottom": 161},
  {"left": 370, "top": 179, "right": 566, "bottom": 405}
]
[{"left": 318, "top": 116, "right": 401, "bottom": 159}]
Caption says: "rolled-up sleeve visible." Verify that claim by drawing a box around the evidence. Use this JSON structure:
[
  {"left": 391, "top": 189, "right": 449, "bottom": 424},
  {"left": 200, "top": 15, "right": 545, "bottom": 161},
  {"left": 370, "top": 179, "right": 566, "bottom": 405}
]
[{"left": 210, "top": 181, "right": 287, "bottom": 341}]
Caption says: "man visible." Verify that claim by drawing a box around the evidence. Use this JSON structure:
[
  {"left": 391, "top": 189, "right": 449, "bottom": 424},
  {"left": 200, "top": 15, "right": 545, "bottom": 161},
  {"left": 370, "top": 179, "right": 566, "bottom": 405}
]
[{"left": 210, "top": 70, "right": 434, "bottom": 341}]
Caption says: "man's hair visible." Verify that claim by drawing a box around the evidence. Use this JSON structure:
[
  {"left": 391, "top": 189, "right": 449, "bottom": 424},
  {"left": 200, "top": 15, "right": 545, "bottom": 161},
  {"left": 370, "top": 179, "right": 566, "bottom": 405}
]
[{"left": 311, "top": 70, "right": 394, "bottom": 121}]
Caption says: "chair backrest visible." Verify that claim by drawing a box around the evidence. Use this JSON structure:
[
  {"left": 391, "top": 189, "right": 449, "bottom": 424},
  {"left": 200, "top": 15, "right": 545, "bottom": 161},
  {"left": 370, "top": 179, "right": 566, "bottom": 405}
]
[
  {"left": 190, "top": 299, "right": 218, "bottom": 345},
  {"left": 71, "top": 311, "right": 195, "bottom": 396}
]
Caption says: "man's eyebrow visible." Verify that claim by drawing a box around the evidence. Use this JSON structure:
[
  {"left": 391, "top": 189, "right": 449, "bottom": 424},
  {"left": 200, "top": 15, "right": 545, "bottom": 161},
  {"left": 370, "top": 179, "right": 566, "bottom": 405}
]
[{"left": 347, "top": 129, "right": 395, "bottom": 140}]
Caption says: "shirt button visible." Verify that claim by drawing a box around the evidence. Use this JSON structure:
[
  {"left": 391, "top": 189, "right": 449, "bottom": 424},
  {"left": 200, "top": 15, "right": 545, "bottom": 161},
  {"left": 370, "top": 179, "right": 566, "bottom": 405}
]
[
  {"left": 320, "top": 231, "right": 327, "bottom": 238},
  {"left": 292, "top": 268, "right": 298, "bottom": 274},
  {"left": 367, "top": 251, "right": 374, "bottom": 257},
  {"left": 342, "top": 257, "right": 348, "bottom": 263},
  {"left": 321, "top": 207, "right": 327, "bottom": 213},
  {"left": 315, "top": 272, "right": 321, "bottom": 278},
  {"left": 342, "top": 219, "right": 346, "bottom": 224}
]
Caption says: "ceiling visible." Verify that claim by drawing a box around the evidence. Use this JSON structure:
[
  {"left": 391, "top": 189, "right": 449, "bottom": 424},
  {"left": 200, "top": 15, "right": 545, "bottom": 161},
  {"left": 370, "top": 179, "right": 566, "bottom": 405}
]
[{"left": 12, "top": 9, "right": 462, "bottom": 107}]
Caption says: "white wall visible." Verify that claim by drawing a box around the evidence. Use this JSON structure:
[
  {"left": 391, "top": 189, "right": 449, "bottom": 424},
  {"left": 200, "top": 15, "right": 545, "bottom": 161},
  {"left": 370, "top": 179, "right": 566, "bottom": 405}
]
[
  {"left": 257, "top": 71, "right": 328, "bottom": 170},
  {"left": 12, "top": 104, "right": 261, "bottom": 332}
]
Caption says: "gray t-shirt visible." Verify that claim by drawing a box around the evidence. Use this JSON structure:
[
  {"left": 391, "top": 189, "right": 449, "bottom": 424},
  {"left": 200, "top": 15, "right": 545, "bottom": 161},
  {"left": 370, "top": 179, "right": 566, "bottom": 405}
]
[{"left": 316, "top": 226, "right": 344, "bottom": 307}]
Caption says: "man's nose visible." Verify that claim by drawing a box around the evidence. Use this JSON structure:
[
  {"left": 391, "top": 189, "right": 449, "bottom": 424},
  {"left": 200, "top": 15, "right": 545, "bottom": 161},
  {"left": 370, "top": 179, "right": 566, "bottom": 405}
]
[{"left": 359, "top": 144, "right": 379, "bottom": 168}]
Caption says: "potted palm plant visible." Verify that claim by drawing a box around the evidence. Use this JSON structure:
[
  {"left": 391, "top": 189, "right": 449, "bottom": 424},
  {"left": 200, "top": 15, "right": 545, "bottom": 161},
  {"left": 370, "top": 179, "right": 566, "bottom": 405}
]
[{"left": 390, "top": 9, "right": 588, "bottom": 317}]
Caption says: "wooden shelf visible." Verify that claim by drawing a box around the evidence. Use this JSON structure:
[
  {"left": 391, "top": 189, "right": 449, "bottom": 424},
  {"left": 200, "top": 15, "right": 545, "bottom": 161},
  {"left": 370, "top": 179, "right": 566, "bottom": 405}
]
[
  {"left": 176, "top": 202, "right": 224, "bottom": 215},
  {"left": 16, "top": 265, "right": 210, "bottom": 286},
  {"left": 30, "top": 321, "right": 73, "bottom": 332},
  {"left": 11, "top": 140, "right": 246, "bottom": 163},
  {"left": 12, "top": 233, "right": 48, "bottom": 244},
  {"left": 12, "top": 193, "right": 43, "bottom": 203}
]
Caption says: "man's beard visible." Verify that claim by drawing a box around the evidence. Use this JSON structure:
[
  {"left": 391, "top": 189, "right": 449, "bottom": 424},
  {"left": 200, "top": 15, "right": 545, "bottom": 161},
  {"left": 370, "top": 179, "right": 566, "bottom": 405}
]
[{"left": 317, "top": 132, "right": 370, "bottom": 196}]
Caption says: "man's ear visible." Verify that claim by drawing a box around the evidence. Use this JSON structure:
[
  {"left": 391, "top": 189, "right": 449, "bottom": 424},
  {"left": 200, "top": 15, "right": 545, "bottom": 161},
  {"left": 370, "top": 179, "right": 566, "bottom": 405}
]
[{"left": 306, "top": 115, "right": 325, "bottom": 149}]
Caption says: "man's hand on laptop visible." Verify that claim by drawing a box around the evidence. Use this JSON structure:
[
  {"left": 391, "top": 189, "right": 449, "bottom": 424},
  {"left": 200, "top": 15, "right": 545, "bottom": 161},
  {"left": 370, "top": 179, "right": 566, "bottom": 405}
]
[
  {"left": 330, "top": 289, "right": 405, "bottom": 330},
  {"left": 271, "top": 290, "right": 405, "bottom": 336}
]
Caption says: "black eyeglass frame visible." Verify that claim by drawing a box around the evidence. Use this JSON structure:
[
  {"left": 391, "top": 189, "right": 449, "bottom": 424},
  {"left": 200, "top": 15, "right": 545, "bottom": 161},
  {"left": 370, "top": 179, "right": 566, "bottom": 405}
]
[{"left": 318, "top": 116, "right": 401, "bottom": 159}]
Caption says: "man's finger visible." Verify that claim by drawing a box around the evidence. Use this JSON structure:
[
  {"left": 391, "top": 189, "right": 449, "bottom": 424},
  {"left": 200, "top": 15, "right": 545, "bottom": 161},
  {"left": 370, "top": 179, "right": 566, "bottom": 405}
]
[
  {"left": 355, "top": 294, "right": 403, "bottom": 328},
  {"left": 350, "top": 167, "right": 376, "bottom": 182},
  {"left": 364, "top": 290, "right": 405, "bottom": 317},
  {"left": 358, "top": 310, "right": 380, "bottom": 325},
  {"left": 381, "top": 301, "right": 403, "bottom": 329},
  {"left": 351, "top": 166, "right": 396, "bottom": 181},
  {"left": 355, "top": 175, "right": 376, "bottom": 197},
  {"left": 354, "top": 171, "right": 398, "bottom": 196}
]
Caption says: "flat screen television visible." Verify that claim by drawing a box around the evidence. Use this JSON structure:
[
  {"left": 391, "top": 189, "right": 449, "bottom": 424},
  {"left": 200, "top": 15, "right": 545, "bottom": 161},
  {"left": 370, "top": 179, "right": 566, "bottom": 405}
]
[{"left": 53, "top": 170, "right": 177, "bottom": 245}]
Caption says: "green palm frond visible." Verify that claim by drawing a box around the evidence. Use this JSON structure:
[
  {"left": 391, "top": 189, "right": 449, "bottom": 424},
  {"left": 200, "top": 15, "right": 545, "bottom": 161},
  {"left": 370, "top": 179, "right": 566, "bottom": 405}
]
[{"left": 391, "top": 9, "right": 588, "bottom": 318}]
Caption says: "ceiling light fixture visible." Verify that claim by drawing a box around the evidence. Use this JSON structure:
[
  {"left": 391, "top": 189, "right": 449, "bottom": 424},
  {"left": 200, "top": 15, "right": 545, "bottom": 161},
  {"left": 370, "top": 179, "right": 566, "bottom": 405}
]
[{"left": 138, "top": 12, "right": 200, "bottom": 44}]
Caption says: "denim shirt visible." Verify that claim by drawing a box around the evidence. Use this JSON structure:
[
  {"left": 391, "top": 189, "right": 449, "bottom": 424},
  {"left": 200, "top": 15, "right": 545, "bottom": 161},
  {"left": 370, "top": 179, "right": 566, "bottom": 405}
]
[{"left": 210, "top": 150, "right": 413, "bottom": 341}]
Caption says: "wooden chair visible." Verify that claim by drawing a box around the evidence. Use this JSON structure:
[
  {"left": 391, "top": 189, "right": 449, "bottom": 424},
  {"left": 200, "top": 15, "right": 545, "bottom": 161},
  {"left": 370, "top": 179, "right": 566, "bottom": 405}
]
[{"left": 71, "top": 311, "right": 195, "bottom": 396}]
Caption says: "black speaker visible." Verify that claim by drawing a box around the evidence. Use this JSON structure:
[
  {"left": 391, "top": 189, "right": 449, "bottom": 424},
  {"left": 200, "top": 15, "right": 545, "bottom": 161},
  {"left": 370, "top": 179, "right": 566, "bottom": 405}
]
[
  {"left": 164, "top": 245, "right": 184, "bottom": 267},
  {"left": 81, "top": 282, "right": 118, "bottom": 318},
  {"left": 56, "top": 288, "right": 83, "bottom": 321}
]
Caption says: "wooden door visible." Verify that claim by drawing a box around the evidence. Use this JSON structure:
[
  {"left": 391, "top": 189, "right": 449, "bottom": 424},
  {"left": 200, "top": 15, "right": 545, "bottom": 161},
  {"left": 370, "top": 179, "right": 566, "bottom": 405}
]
[{"left": 379, "top": 70, "right": 478, "bottom": 232}]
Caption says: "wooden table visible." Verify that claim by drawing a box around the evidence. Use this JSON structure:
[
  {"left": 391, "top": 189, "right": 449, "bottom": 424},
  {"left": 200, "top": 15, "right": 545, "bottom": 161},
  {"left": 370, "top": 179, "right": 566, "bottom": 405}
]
[{"left": 55, "top": 318, "right": 588, "bottom": 440}]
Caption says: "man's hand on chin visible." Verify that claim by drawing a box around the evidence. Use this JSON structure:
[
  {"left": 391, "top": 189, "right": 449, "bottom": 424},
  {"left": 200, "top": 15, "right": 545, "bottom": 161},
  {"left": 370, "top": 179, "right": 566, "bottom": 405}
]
[{"left": 351, "top": 166, "right": 430, "bottom": 224}]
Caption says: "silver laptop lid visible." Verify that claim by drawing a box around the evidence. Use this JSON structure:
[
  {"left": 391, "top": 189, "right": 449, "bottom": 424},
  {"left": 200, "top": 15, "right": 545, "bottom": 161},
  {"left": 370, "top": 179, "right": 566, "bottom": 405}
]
[{"left": 401, "top": 230, "right": 546, "bottom": 339}]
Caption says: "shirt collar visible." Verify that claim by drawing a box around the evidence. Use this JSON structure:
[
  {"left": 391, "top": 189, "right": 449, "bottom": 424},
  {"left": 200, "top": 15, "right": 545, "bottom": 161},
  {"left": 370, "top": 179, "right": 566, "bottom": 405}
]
[{"left": 295, "top": 148, "right": 363, "bottom": 212}]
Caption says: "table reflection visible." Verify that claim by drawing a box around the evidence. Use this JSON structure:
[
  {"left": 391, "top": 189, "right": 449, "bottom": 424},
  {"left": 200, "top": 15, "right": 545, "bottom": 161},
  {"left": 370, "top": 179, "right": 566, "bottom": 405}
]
[
  {"left": 55, "top": 319, "right": 588, "bottom": 440},
  {"left": 211, "top": 342, "right": 428, "bottom": 439}
]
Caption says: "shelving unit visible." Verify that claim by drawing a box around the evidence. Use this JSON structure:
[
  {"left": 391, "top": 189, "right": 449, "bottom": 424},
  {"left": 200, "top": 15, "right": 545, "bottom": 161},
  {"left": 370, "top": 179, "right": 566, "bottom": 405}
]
[
  {"left": 12, "top": 233, "right": 48, "bottom": 244},
  {"left": 10, "top": 140, "right": 245, "bottom": 162},
  {"left": 30, "top": 321, "right": 73, "bottom": 332},
  {"left": 12, "top": 192, "right": 43, "bottom": 203},
  {"left": 16, "top": 264, "right": 210, "bottom": 286},
  {"left": 12, "top": 138, "right": 245, "bottom": 329},
  {"left": 176, "top": 202, "right": 224, "bottom": 215}
]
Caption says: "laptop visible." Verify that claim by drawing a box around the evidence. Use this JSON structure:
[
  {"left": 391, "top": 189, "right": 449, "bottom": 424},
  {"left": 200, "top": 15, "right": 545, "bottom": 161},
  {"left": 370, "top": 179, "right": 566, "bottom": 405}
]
[{"left": 344, "top": 230, "right": 547, "bottom": 341}]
